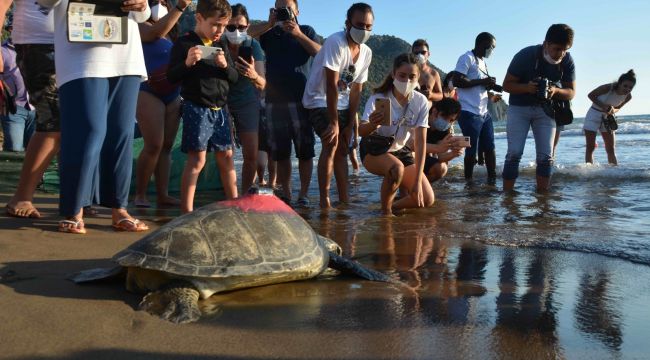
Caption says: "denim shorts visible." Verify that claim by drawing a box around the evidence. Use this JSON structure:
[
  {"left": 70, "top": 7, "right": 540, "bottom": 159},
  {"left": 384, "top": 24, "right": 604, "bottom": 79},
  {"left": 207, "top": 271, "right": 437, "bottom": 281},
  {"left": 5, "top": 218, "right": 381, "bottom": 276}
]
[{"left": 181, "top": 100, "right": 233, "bottom": 153}]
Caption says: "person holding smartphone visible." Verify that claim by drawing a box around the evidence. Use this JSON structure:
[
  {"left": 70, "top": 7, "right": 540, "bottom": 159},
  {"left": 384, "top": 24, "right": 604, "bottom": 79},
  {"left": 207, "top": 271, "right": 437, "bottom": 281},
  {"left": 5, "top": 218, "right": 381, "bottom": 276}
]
[
  {"left": 167, "top": 0, "right": 239, "bottom": 213},
  {"left": 247, "top": 0, "right": 321, "bottom": 206},
  {"left": 223, "top": 3, "right": 266, "bottom": 194},
  {"left": 359, "top": 53, "right": 433, "bottom": 216},
  {"left": 423, "top": 98, "right": 465, "bottom": 183}
]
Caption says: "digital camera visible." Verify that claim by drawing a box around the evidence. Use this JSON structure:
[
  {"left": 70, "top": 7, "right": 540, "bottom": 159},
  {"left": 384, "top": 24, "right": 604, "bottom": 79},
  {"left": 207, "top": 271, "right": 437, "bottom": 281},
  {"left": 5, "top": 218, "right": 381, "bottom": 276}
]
[
  {"left": 485, "top": 77, "right": 503, "bottom": 93},
  {"left": 274, "top": 7, "right": 294, "bottom": 22},
  {"left": 535, "top": 78, "right": 550, "bottom": 100}
]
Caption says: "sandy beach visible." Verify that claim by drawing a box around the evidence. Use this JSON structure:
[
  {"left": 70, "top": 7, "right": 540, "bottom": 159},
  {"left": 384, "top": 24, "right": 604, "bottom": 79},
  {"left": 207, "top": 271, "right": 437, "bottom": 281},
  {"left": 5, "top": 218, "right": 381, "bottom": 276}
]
[{"left": 2, "top": 190, "right": 650, "bottom": 360}]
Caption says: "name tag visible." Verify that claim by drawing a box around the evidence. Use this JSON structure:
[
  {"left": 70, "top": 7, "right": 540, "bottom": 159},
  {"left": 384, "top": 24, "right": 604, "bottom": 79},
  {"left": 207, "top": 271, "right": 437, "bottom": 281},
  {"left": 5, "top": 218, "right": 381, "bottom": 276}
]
[{"left": 67, "top": 1, "right": 128, "bottom": 44}]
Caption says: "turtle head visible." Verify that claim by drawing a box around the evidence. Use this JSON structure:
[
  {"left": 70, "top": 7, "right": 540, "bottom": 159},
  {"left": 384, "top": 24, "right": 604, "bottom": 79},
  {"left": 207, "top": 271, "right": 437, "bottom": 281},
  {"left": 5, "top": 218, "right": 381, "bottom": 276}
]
[{"left": 318, "top": 235, "right": 342, "bottom": 256}]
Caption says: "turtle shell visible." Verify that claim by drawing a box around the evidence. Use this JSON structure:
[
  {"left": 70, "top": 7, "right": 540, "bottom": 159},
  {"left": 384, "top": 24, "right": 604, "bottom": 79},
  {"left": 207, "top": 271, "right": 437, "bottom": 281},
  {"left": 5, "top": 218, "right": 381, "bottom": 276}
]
[{"left": 113, "top": 195, "right": 328, "bottom": 278}]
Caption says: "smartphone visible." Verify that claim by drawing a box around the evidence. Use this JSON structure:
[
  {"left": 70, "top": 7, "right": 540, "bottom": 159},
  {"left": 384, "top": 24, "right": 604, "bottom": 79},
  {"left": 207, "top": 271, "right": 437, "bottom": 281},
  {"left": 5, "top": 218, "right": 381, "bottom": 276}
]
[
  {"left": 198, "top": 45, "right": 223, "bottom": 62},
  {"left": 238, "top": 46, "right": 253, "bottom": 63},
  {"left": 374, "top": 98, "right": 392, "bottom": 126},
  {"left": 451, "top": 135, "right": 471, "bottom": 148}
]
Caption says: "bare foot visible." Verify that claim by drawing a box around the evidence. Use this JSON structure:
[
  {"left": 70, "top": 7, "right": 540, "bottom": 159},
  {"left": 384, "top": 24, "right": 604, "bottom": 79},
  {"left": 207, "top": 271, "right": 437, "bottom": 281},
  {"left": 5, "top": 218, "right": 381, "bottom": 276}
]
[
  {"left": 6, "top": 201, "right": 42, "bottom": 218},
  {"left": 157, "top": 195, "right": 180, "bottom": 207}
]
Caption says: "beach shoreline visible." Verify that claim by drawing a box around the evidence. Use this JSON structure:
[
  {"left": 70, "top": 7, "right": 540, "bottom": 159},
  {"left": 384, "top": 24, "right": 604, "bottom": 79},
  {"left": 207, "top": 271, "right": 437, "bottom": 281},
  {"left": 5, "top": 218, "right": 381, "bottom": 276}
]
[{"left": 2, "top": 192, "right": 650, "bottom": 359}]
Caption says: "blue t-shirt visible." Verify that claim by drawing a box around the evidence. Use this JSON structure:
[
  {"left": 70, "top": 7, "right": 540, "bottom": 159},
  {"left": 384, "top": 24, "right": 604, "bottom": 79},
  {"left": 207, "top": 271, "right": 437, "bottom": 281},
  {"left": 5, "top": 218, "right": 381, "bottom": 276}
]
[
  {"left": 507, "top": 45, "right": 576, "bottom": 107},
  {"left": 260, "top": 24, "right": 317, "bottom": 103},
  {"left": 226, "top": 37, "right": 266, "bottom": 109}
]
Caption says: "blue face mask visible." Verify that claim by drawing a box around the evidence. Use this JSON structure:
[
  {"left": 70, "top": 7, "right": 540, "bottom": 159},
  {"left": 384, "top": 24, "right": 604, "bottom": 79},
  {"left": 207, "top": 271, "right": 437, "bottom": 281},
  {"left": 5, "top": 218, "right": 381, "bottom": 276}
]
[{"left": 432, "top": 117, "right": 450, "bottom": 131}]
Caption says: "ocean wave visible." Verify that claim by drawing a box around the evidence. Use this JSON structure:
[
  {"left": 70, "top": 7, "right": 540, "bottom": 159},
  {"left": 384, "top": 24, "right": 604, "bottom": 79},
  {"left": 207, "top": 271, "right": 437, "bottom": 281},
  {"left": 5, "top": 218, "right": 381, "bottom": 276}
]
[
  {"left": 493, "top": 120, "right": 650, "bottom": 139},
  {"left": 449, "top": 162, "right": 650, "bottom": 182}
]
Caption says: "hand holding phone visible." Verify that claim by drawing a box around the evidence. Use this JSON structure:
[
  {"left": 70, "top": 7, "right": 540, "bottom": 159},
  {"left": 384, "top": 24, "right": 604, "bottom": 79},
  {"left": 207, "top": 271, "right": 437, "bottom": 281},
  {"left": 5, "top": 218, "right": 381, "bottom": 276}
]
[
  {"left": 451, "top": 135, "right": 471, "bottom": 148},
  {"left": 374, "top": 98, "right": 392, "bottom": 126}
]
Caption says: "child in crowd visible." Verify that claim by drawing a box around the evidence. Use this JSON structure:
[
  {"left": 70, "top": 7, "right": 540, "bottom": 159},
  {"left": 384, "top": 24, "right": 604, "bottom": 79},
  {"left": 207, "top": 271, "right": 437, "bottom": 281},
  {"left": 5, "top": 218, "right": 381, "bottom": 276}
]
[
  {"left": 167, "top": 0, "right": 238, "bottom": 213},
  {"left": 424, "top": 97, "right": 465, "bottom": 182}
]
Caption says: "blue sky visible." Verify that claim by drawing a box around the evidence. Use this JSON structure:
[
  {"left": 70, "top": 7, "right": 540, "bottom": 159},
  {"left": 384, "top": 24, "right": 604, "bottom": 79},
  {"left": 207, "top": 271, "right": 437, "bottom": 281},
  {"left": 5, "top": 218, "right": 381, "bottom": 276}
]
[{"left": 235, "top": 0, "right": 649, "bottom": 117}]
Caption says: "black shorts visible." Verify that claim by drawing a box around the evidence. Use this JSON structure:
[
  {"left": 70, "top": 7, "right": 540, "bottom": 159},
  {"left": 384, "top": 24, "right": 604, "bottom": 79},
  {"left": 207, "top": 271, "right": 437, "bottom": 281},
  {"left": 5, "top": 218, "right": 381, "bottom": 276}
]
[
  {"left": 359, "top": 141, "right": 414, "bottom": 168},
  {"left": 15, "top": 44, "right": 59, "bottom": 132},
  {"left": 423, "top": 155, "right": 440, "bottom": 174},
  {"left": 308, "top": 108, "right": 351, "bottom": 139}
]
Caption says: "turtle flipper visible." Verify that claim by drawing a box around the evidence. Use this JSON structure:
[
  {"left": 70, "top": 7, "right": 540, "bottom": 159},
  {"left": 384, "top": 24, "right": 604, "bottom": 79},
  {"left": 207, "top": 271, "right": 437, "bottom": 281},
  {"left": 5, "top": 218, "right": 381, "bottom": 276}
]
[
  {"left": 139, "top": 281, "right": 201, "bottom": 324},
  {"left": 328, "top": 252, "right": 391, "bottom": 282},
  {"left": 69, "top": 266, "right": 125, "bottom": 283}
]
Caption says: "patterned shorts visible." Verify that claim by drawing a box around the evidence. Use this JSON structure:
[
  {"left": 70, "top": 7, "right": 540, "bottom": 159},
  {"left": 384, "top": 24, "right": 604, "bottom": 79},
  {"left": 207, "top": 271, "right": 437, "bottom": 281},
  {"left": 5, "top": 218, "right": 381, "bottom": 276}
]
[{"left": 181, "top": 100, "right": 233, "bottom": 153}]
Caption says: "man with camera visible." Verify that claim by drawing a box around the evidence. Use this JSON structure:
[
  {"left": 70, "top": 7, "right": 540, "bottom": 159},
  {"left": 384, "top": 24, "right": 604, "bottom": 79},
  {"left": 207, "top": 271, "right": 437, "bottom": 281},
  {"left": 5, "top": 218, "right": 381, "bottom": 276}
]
[
  {"left": 247, "top": 1, "right": 321, "bottom": 206},
  {"left": 453, "top": 32, "right": 500, "bottom": 184},
  {"left": 501, "top": 24, "right": 576, "bottom": 193}
]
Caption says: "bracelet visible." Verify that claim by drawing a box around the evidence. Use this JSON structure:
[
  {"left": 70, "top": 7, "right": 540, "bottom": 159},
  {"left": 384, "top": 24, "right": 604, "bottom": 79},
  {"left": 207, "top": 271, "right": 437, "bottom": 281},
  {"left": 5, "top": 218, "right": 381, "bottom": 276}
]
[{"left": 175, "top": 4, "right": 186, "bottom": 12}]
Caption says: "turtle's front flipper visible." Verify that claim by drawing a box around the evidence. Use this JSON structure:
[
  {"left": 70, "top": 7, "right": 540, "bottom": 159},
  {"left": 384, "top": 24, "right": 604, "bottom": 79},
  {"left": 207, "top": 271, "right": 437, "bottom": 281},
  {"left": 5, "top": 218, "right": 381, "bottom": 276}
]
[
  {"left": 139, "top": 280, "right": 201, "bottom": 324},
  {"left": 328, "top": 252, "right": 391, "bottom": 282},
  {"left": 69, "top": 266, "right": 125, "bottom": 283}
]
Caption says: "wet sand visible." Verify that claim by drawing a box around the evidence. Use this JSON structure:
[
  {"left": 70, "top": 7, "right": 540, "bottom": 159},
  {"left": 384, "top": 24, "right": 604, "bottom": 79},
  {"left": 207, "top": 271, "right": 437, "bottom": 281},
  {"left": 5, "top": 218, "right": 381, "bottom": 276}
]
[{"left": 2, "top": 192, "right": 650, "bottom": 359}]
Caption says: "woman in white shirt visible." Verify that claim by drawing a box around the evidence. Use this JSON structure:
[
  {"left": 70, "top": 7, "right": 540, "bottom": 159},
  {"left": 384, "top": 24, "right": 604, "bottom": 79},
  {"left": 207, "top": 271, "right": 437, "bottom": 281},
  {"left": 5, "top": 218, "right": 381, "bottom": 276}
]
[
  {"left": 583, "top": 70, "right": 635, "bottom": 165},
  {"left": 359, "top": 53, "right": 433, "bottom": 216}
]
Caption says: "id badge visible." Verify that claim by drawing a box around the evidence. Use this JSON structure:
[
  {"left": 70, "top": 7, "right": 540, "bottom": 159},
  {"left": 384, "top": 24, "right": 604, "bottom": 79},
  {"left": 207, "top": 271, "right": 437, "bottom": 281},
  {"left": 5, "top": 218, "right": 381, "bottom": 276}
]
[{"left": 67, "top": 2, "right": 128, "bottom": 44}]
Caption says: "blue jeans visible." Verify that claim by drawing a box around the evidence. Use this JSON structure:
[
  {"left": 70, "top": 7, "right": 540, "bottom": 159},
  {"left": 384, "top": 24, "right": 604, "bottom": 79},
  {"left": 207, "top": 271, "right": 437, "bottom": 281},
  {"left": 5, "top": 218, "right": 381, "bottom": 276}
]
[
  {"left": 457, "top": 110, "right": 495, "bottom": 159},
  {"left": 1, "top": 106, "right": 36, "bottom": 151},
  {"left": 502, "top": 105, "right": 556, "bottom": 180},
  {"left": 58, "top": 76, "right": 140, "bottom": 216}
]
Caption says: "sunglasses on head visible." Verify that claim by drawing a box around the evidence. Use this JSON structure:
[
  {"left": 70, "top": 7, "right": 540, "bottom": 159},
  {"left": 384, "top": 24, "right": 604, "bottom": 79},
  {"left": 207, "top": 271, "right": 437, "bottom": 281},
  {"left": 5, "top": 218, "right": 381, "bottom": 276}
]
[{"left": 226, "top": 24, "right": 248, "bottom": 32}]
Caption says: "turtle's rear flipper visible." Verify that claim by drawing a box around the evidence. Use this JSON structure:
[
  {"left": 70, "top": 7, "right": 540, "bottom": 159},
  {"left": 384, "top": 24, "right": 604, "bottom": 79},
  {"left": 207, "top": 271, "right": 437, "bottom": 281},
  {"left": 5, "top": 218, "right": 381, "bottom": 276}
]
[
  {"left": 328, "top": 253, "right": 391, "bottom": 282},
  {"left": 140, "top": 281, "right": 201, "bottom": 324},
  {"left": 69, "top": 266, "right": 125, "bottom": 283}
]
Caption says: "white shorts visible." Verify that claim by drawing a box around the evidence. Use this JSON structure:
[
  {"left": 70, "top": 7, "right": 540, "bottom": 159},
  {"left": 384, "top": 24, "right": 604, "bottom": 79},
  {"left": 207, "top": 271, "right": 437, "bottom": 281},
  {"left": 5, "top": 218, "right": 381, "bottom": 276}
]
[{"left": 583, "top": 107, "right": 608, "bottom": 133}]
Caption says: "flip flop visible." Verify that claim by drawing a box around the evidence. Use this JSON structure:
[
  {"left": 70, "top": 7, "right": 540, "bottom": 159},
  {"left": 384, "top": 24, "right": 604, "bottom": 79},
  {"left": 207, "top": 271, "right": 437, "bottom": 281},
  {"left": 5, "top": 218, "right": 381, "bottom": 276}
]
[
  {"left": 58, "top": 219, "right": 87, "bottom": 234},
  {"left": 6, "top": 204, "right": 42, "bottom": 219},
  {"left": 112, "top": 218, "right": 149, "bottom": 232}
]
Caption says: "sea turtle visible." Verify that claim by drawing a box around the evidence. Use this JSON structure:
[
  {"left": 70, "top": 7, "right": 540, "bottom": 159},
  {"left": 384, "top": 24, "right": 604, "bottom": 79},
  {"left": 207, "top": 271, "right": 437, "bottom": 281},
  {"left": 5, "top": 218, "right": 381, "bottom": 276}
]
[{"left": 71, "top": 193, "right": 389, "bottom": 324}]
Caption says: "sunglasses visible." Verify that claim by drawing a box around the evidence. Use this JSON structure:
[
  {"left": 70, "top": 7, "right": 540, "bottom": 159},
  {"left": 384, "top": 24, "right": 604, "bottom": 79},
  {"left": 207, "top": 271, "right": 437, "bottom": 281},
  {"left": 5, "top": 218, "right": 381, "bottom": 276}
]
[
  {"left": 414, "top": 50, "right": 427, "bottom": 56},
  {"left": 226, "top": 24, "right": 248, "bottom": 32}
]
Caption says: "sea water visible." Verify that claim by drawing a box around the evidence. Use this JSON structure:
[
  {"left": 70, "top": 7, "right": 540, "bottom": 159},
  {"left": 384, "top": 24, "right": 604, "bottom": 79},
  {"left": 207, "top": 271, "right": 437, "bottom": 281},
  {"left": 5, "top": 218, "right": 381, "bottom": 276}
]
[{"left": 246, "top": 114, "right": 650, "bottom": 266}]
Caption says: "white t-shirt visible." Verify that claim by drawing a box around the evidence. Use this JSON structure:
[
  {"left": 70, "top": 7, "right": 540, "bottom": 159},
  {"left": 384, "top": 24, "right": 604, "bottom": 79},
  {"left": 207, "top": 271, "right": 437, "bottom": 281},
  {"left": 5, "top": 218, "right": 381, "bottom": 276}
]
[
  {"left": 51, "top": 0, "right": 149, "bottom": 87},
  {"left": 302, "top": 31, "right": 372, "bottom": 110},
  {"left": 361, "top": 91, "right": 429, "bottom": 153},
  {"left": 454, "top": 50, "right": 489, "bottom": 116},
  {"left": 13, "top": 0, "right": 54, "bottom": 44}
]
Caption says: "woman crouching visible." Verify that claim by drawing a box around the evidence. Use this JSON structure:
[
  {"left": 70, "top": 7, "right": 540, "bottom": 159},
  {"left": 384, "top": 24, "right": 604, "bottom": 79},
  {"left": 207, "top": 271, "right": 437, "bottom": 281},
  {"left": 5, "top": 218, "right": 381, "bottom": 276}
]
[{"left": 359, "top": 53, "right": 433, "bottom": 215}]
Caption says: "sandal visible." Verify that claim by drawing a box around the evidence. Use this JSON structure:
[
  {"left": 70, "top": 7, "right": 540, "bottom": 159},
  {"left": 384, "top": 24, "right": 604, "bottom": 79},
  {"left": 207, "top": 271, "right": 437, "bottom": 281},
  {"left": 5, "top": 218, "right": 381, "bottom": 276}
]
[
  {"left": 58, "top": 219, "right": 87, "bottom": 234},
  {"left": 112, "top": 218, "right": 149, "bottom": 232}
]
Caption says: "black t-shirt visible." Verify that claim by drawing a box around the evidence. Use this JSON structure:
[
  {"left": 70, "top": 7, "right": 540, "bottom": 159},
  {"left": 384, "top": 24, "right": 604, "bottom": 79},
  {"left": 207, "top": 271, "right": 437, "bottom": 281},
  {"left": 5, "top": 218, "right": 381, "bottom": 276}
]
[
  {"left": 427, "top": 127, "right": 450, "bottom": 146},
  {"left": 260, "top": 24, "right": 317, "bottom": 103}
]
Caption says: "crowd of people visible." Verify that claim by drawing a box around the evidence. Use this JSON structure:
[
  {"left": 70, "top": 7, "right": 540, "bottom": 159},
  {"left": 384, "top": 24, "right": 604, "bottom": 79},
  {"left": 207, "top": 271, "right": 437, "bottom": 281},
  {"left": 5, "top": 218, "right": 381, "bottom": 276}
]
[{"left": 0, "top": 0, "right": 637, "bottom": 231}]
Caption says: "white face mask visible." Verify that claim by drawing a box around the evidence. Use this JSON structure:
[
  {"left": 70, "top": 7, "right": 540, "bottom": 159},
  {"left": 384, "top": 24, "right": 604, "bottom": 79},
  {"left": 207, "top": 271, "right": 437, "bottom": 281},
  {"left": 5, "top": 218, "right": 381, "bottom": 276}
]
[
  {"left": 150, "top": 3, "right": 168, "bottom": 22},
  {"left": 393, "top": 78, "right": 418, "bottom": 97},
  {"left": 349, "top": 26, "right": 371, "bottom": 45},
  {"left": 484, "top": 47, "right": 494, "bottom": 59},
  {"left": 225, "top": 29, "right": 248, "bottom": 45},
  {"left": 543, "top": 48, "right": 562, "bottom": 65},
  {"left": 415, "top": 53, "right": 427, "bottom": 65}
]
